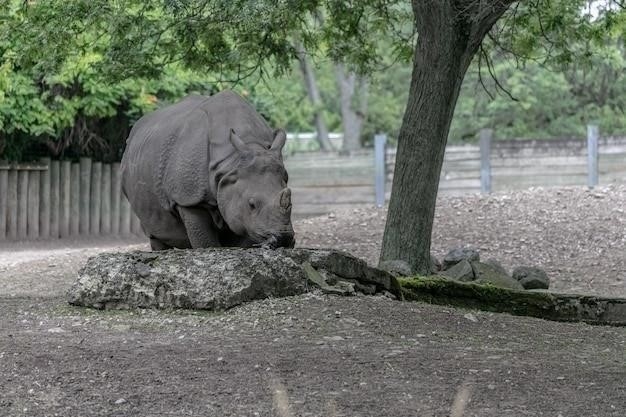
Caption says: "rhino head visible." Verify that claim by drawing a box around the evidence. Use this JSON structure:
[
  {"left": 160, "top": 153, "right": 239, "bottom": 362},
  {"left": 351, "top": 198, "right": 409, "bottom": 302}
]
[{"left": 216, "top": 128, "right": 295, "bottom": 249}]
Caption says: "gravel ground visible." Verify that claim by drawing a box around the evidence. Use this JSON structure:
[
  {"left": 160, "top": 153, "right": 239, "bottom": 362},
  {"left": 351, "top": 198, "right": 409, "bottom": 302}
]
[
  {"left": 297, "top": 185, "right": 626, "bottom": 298},
  {"left": 1, "top": 185, "right": 625, "bottom": 417}
]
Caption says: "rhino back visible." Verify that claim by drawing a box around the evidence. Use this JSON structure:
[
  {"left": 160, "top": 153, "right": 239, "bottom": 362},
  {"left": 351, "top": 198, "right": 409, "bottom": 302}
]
[
  {"left": 121, "top": 95, "right": 211, "bottom": 211},
  {"left": 122, "top": 91, "right": 275, "bottom": 212},
  {"left": 200, "top": 91, "right": 275, "bottom": 169}
]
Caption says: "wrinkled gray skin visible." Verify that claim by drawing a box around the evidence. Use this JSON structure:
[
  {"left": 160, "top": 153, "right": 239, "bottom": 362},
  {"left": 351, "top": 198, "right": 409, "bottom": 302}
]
[{"left": 121, "top": 90, "right": 295, "bottom": 250}]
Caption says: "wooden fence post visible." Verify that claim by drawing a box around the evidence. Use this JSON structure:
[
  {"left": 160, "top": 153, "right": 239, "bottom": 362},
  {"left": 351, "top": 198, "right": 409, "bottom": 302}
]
[
  {"left": 111, "top": 162, "right": 121, "bottom": 235},
  {"left": 59, "top": 161, "right": 71, "bottom": 238},
  {"left": 50, "top": 160, "right": 60, "bottom": 239},
  {"left": 90, "top": 162, "right": 102, "bottom": 235},
  {"left": 7, "top": 170, "right": 18, "bottom": 239},
  {"left": 101, "top": 164, "right": 111, "bottom": 234},
  {"left": 79, "top": 157, "right": 92, "bottom": 235},
  {"left": 28, "top": 170, "right": 40, "bottom": 239},
  {"left": 587, "top": 124, "right": 599, "bottom": 188},
  {"left": 39, "top": 158, "right": 51, "bottom": 239},
  {"left": 17, "top": 170, "right": 28, "bottom": 239},
  {"left": 70, "top": 163, "right": 80, "bottom": 236},
  {"left": 479, "top": 129, "right": 493, "bottom": 194},
  {"left": 374, "top": 134, "right": 387, "bottom": 207},
  {"left": 0, "top": 167, "right": 7, "bottom": 240}
]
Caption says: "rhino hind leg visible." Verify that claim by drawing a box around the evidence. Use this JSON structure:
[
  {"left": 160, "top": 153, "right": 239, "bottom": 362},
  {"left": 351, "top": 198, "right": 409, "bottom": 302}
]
[{"left": 177, "top": 205, "right": 221, "bottom": 248}]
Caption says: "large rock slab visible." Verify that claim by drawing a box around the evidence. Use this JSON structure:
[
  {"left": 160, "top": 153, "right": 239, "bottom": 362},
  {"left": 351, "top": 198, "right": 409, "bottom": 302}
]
[{"left": 67, "top": 248, "right": 401, "bottom": 311}]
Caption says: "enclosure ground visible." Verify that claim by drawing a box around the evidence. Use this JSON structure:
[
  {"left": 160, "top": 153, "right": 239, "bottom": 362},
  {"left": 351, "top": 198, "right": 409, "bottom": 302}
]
[{"left": 0, "top": 186, "right": 625, "bottom": 416}]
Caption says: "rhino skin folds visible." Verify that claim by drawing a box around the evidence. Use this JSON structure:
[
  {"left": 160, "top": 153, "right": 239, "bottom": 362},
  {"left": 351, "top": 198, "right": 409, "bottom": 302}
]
[{"left": 121, "top": 90, "right": 295, "bottom": 250}]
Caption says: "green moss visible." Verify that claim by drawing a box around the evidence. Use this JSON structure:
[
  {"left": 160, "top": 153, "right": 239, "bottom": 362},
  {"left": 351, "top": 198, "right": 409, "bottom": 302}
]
[{"left": 397, "top": 276, "right": 624, "bottom": 325}]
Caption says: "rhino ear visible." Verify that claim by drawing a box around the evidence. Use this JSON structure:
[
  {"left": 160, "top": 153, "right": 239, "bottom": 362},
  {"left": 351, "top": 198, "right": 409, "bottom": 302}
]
[
  {"left": 230, "top": 129, "right": 248, "bottom": 153},
  {"left": 270, "top": 129, "right": 287, "bottom": 152}
]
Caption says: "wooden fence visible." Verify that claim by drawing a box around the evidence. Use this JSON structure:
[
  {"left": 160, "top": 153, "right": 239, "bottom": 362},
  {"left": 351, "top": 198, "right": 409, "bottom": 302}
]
[
  {"left": 2, "top": 130, "right": 626, "bottom": 240},
  {"left": 385, "top": 133, "right": 626, "bottom": 195},
  {"left": 0, "top": 158, "right": 142, "bottom": 241},
  {"left": 288, "top": 130, "right": 626, "bottom": 217},
  {"left": 284, "top": 150, "right": 376, "bottom": 218}
]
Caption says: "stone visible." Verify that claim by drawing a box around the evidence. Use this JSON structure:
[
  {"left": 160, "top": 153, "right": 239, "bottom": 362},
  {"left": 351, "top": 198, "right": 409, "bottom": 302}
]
[
  {"left": 471, "top": 262, "right": 524, "bottom": 290},
  {"left": 67, "top": 248, "right": 401, "bottom": 311},
  {"left": 443, "top": 247, "right": 480, "bottom": 270},
  {"left": 285, "top": 248, "right": 399, "bottom": 296},
  {"left": 302, "top": 262, "right": 355, "bottom": 296},
  {"left": 439, "top": 259, "right": 474, "bottom": 282},
  {"left": 484, "top": 258, "right": 509, "bottom": 277},
  {"left": 430, "top": 255, "right": 442, "bottom": 273},
  {"left": 513, "top": 266, "right": 550, "bottom": 290},
  {"left": 378, "top": 259, "right": 412, "bottom": 277}
]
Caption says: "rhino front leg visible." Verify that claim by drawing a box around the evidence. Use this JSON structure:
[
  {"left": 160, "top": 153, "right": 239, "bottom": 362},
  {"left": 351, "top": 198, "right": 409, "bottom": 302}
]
[{"left": 177, "top": 206, "right": 221, "bottom": 248}]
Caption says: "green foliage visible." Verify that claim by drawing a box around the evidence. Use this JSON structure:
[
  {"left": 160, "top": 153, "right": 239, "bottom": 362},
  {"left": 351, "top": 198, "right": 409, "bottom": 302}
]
[
  {"left": 450, "top": 33, "right": 626, "bottom": 141},
  {"left": 0, "top": 0, "right": 224, "bottom": 161},
  {"left": 3, "top": 0, "right": 626, "bottom": 160}
]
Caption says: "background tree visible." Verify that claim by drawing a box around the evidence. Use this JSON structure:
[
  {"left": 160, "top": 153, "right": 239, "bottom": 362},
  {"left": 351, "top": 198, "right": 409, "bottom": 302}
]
[
  {"left": 335, "top": 64, "right": 368, "bottom": 152},
  {"left": 3, "top": 0, "right": 624, "bottom": 274},
  {"left": 295, "top": 41, "right": 333, "bottom": 151}
]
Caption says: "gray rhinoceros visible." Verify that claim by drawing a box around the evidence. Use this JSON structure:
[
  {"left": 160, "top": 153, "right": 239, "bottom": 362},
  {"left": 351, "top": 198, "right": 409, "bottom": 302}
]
[{"left": 120, "top": 90, "right": 295, "bottom": 250}]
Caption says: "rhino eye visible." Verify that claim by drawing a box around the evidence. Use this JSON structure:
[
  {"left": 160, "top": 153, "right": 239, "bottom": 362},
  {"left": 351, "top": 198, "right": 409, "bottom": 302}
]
[{"left": 248, "top": 198, "right": 256, "bottom": 211}]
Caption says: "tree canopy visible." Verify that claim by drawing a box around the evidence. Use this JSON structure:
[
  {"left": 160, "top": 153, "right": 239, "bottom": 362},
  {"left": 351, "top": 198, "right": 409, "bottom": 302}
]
[
  {"left": 3, "top": 0, "right": 626, "bottom": 272},
  {"left": 2, "top": 1, "right": 626, "bottom": 160}
]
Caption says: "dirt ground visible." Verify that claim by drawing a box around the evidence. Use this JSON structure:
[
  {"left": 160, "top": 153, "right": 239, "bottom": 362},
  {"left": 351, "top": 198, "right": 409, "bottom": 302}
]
[{"left": 1, "top": 186, "right": 625, "bottom": 416}]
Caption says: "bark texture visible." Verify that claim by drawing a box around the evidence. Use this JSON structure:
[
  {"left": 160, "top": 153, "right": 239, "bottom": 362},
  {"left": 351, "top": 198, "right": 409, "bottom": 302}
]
[{"left": 380, "top": 0, "right": 515, "bottom": 274}]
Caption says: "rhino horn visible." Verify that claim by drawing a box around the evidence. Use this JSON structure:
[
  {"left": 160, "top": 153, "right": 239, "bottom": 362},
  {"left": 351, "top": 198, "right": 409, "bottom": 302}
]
[
  {"left": 229, "top": 129, "right": 248, "bottom": 153},
  {"left": 278, "top": 188, "right": 292, "bottom": 210},
  {"left": 270, "top": 129, "right": 287, "bottom": 152}
]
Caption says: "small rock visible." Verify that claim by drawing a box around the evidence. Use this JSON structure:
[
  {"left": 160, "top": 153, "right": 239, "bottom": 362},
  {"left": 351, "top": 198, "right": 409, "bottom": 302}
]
[
  {"left": 512, "top": 266, "right": 550, "bottom": 289},
  {"left": 439, "top": 259, "right": 474, "bottom": 282},
  {"left": 443, "top": 247, "right": 480, "bottom": 270},
  {"left": 114, "top": 398, "right": 127, "bottom": 405},
  {"left": 484, "top": 258, "right": 509, "bottom": 277},
  {"left": 472, "top": 262, "right": 524, "bottom": 290},
  {"left": 382, "top": 291, "right": 397, "bottom": 300},
  {"left": 430, "top": 254, "right": 442, "bottom": 273},
  {"left": 463, "top": 313, "right": 478, "bottom": 322},
  {"left": 378, "top": 259, "right": 412, "bottom": 277},
  {"left": 135, "top": 263, "right": 151, "bottom": 278}
]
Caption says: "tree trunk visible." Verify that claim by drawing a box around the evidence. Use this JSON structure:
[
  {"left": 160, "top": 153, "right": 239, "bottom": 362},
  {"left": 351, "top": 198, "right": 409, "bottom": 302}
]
[
  {"left": 380, "top": 0, "right": 511, "bottom": 274},
  {"left": 335, "top": 64, "right": 368, "bottom": 152},
  {"left": 295, "top": 42, "right": 333, "bottom": 152}
]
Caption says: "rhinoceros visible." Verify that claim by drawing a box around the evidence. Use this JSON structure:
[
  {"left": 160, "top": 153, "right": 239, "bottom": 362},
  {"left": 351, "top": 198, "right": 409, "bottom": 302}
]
[{"left": 120, "top": 90, "right": 295, "bottom": 250}]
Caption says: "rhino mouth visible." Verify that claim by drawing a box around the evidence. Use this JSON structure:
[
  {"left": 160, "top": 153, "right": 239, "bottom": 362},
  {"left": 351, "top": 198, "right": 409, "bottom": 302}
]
[{"left": 252, "top": 233, "right": 296, "bottom": 250}]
